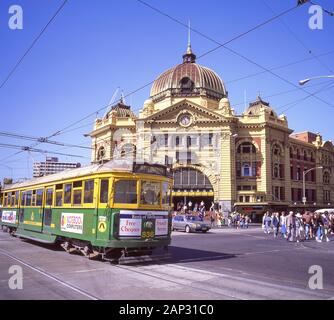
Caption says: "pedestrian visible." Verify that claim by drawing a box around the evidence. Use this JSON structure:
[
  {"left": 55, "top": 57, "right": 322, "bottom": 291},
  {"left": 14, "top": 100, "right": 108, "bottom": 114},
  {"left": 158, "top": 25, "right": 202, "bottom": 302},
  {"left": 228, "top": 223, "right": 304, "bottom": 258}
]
[
  {"left": 295, "top": 213, "right": 304, "bottom": 242},
  {"left": 188, "top": 200, "right": 193, "bottom": 212},
  {"left": 280, "top": 211, "right": 287, "bottom": 239},
  {"left": 217, "top": 213, "right": 222, "bottom": 228},
  {"left": 320, "top": 212, "right": 331, "bottom": 242},
  {"left": 314, "top": 213, "right": 322, "bottom": 242},
  {"left": 227, "top": 215, "right": 232, "bottom": 228},
  {"left": 210, "top": 201, "right": 215, "bottom": 212},
  {"left": 244, "top": 215, "right": 249, "bottom": 229},
  {"left": 302, "top": 211, "right": 313, "bottom": 240},
  {"left": 210, "top": 212, "right": 215, "bottom": 228},
  {"left": 264, "top": 212, "right": 272, "bottom": 234},
  {"left": 272, "top": 212, "right": 280, "bottom": 238},
  {"left": 262, "top": 212, "right": 266, "bottom": 232},
  {"left": 286, "top": 211, "right": 296, "bottom": 242}
]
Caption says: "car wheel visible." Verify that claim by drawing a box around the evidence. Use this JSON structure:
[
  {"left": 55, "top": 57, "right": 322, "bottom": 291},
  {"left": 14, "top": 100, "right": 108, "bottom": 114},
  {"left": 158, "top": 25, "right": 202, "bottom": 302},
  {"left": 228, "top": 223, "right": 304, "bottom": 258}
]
[
  {"left": 185, "top": 225, "right": 191, "bottom": 233},
  {"left": 202, "top": 230, "right": 207, "bottom": 233}
]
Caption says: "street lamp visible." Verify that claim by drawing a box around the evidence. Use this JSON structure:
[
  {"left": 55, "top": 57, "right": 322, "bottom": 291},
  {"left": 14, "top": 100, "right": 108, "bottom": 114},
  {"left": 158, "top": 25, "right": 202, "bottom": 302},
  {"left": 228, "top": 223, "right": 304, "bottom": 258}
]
[
  {"left": 303, "top": 166, "right": 323, "bottom": 206},
  {"left": 299, "top": 75, "right": 334, "bottom": 86}
]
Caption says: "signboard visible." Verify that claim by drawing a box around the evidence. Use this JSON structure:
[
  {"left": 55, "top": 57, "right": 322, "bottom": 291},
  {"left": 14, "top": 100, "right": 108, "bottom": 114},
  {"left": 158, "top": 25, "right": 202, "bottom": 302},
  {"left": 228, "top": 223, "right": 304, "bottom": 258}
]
[
  {"left": 119, "top": 218, "right": 142, "bottom": 236},
  {"left": 155, "top": 219, "right": 168, "bottom": 236},
  {"left": 1, "top": 210, "right": 17, "bottom": 224},
  {"left": 60, "top": 213, "right": 84, "bottom": 234},
  {"left": 119, "top": 210, "right": 169, "bottom": 237}
]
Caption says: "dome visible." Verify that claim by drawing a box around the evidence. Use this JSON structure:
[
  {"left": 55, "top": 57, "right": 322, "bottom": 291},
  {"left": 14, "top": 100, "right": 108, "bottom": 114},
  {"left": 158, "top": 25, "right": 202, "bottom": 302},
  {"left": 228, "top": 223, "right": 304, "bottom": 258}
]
[
  {"left": 107, "top": 101, "right": 136, "bottom": 119},
  {"left": 245, "top": 96, "right": 277, "bottom": 117},
  {"left": 150, "top": 45, "right": 227, "bottom": 102}
]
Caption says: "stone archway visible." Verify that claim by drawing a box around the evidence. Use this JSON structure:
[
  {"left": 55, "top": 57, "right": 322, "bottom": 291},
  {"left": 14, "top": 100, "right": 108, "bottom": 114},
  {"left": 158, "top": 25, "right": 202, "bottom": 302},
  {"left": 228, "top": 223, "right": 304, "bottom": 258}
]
[{"left": 172, "top": 165, "right": 216, "bottom": 211}]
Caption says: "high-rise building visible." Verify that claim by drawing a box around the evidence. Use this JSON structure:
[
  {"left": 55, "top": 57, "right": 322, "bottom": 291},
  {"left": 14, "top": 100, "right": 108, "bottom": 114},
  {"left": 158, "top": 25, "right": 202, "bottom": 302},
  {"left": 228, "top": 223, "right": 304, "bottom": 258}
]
[{"left": 33, "top": 157, "right": 81, "bottom": 178}]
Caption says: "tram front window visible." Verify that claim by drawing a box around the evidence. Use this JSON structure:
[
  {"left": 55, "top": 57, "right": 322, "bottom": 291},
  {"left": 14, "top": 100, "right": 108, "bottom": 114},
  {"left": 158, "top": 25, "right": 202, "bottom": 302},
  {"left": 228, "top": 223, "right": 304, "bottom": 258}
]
[
  {"left": 114, "top": 180, "right": 137, "bottom": 204},
  {"left": 140, "top": 181, "right": 161, "bottom": 206}
]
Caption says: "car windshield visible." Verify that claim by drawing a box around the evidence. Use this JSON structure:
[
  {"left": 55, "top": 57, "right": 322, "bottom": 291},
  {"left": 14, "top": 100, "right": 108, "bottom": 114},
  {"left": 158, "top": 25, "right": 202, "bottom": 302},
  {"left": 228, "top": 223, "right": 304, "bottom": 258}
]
[{"left": 185, "top": 216, "right": 202, "bottom": 222}]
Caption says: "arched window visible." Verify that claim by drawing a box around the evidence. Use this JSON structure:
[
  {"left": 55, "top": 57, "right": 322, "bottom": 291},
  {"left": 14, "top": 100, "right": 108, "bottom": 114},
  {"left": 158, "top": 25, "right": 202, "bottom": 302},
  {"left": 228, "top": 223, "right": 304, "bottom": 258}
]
[
  {"left": 296, "top": 149, "right": 300, "bottom": 160},
  {"left": 97, "top": 146, "right": 106, "bottom": 162},
  {"left": 236, "top": 142, "right": 258, "bottom": 178},
  {"left": 180, "top": 77, "right": 194, "bottom": 93},
  {"left": 290, "top": 147, "right": 294, "bottom": 159},
  {"left": 173, "top": 168, "right": 213, "bottom": 191},
  {"left": 272, "top": 144, "right": 284, "bottom": 179},
  {"left": 304, "top": 151, "right": 308, "bottom": 161},
  {"left": 237, "top": 142, "right": 256, "bottom": 154},
  {"left": 323, "top": 172, "right": 330, "bottom": 184}
]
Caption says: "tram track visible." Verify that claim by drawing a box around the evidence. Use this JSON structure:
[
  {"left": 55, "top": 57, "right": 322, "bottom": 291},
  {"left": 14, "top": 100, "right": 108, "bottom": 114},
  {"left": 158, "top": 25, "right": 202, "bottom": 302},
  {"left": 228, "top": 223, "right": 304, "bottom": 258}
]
[
  {"left": 0, "top": 248, "right": 100, "bottom": 300},
  {"left": 114, "top": 262, "right": 333, "bottom": 300}
]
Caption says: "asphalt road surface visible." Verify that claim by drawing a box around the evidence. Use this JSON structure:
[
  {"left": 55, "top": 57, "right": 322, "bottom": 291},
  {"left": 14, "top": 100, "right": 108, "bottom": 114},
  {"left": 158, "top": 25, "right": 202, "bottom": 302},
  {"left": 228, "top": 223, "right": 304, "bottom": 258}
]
[{"left": 0, "top": 227, "right": 333, "bottom": 300}]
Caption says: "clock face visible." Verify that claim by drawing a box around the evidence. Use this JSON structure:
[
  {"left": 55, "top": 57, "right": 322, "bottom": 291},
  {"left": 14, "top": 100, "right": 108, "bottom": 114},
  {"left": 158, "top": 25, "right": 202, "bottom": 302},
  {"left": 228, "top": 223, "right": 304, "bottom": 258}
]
[{"left": 179, "top": 114, "right": 192, "bottom": 127}]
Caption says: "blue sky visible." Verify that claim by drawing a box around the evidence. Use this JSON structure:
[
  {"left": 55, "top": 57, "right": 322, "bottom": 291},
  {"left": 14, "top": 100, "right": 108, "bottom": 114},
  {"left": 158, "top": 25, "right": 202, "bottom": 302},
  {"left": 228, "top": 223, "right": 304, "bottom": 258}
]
[{"left": 0, "top": 0, "right": 333, "bottom": 181}]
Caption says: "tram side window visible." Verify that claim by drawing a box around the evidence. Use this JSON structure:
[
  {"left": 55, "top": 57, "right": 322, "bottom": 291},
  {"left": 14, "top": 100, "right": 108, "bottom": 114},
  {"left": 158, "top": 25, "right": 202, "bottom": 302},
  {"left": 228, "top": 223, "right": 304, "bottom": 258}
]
[
  {"left": 36, "top": 189, "right": 43, "bottom": 206},
  {"left": 84, "top": 180, "right": 94, "bottom": 204},
  {"left": 64, "top": 184, "right": 72, "bottom": 204},
  {"left": 46, "top": 188, "right": 53, "bottom": 206},
  {"left": 32, "top": 190, "right": 36, "bottom": 207},
  {"left": 21, "top": 192, "right": 25, "bottom": 206},
  {"left": 10, "top": 192, "right": 15, "bottom": 207},
  {"left": 114, "top": 180, "right": 137, "bottom": 204},
  {"left": 55, "top": 184, "right": 63, "bottom": 207},
  {"left": 15, "top": 191, "right": 19, "bottom": 207},
  {"left": 73, "top": 181, "right": 82, "bottom": 205},
  {"left": 26, "top": 191, "right": 32, "bottom": 206},
  {"left": 162, "top": 182, "right": 171, "bottom": 205},
  {"left": 100, "top": 179, "right": 109, "bottom": 204}
]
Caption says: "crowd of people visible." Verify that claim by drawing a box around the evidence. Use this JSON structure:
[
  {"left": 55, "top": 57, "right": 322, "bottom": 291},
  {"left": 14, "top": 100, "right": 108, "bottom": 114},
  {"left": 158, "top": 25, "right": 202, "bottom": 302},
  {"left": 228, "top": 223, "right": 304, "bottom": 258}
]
[
  {"left": 262, "top": 210, "right": 334, "bottom": 243},
  {"left": 174, "top": 200, "right": 253, "bottom": 229},
  {"left": 226, "top": 212, "right": 252, "bottom": 229},
  {"left": 175, "top": 200, "right": 224, "bottom": 227}
]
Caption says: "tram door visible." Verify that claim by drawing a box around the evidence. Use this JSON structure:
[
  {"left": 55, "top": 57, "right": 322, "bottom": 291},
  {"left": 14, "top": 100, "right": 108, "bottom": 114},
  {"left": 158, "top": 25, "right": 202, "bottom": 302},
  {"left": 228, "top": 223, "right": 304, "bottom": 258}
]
[
  {"left": 42, "top": 187, "right": 54, "bottom": 233},
  {"left": 23, "top": 189, "right": 44, "bottom": 233}
]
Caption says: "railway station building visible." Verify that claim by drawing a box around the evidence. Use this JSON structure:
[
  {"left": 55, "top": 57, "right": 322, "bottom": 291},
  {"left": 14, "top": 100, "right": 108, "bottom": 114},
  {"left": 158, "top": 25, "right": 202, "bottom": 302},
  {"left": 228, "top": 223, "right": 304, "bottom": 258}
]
[{"left": 88, "top": 43, "right": 334, "bottom": 216}]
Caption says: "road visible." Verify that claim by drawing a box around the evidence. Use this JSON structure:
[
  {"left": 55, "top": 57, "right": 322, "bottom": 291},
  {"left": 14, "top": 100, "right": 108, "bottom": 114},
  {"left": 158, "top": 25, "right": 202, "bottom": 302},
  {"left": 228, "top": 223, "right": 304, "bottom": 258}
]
[{"left": 0, "top": 227, "right": 333, "bottom": 300}]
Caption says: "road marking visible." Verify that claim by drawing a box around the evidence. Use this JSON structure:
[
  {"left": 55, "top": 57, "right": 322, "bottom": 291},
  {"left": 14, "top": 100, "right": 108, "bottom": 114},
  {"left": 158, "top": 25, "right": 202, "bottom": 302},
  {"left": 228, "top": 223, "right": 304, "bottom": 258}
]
[
  {"left": 164, "top": 264, "right": 331, "bottom": 299},
  {"left": 177, "top": 255, "right": 235, "bottom": 263},
  {"left": 0, "top": 248, "right": 100, "bottom": 300},
  {"left": 116, "top": 264, "right": 242, "bottom": 300}
]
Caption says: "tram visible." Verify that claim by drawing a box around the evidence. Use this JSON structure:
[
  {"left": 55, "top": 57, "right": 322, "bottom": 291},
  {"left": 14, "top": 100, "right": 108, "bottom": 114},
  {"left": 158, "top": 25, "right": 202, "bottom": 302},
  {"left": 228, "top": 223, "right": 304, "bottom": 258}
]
[{"left": 0, "top": 160, "right": 173, "bottom": 264}]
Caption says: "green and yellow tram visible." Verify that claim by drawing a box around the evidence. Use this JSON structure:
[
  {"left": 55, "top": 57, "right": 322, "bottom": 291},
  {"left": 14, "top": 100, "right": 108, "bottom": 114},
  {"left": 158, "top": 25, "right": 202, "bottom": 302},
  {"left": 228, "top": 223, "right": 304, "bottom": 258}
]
[{"left": 0, "top": 161, "right": 173, "bottom": 263}]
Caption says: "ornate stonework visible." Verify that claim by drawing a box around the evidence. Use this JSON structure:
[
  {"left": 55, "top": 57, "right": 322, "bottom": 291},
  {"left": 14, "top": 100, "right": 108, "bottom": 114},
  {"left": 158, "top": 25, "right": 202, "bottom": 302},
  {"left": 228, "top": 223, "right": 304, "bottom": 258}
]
[{"left": 88, "top": 46, "right": 334, "bottom": 214}]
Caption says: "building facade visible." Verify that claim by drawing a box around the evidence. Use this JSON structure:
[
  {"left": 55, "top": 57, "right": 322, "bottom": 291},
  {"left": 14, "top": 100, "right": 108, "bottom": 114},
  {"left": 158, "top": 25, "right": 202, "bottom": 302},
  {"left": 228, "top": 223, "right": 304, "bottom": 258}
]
[
  {"left": 33, "top": 157, "right": 81, "bottom": 178},
  {"left": 89, "top": 44, "right": 334, "bottom": 216}
]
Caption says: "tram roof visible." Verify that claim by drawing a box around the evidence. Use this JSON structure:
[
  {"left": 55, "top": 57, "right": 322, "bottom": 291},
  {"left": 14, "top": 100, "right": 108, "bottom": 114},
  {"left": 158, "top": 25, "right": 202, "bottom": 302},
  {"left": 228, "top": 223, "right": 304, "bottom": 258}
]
[{"left": 3, "top": 160, "right": 134, "bottom": 191}]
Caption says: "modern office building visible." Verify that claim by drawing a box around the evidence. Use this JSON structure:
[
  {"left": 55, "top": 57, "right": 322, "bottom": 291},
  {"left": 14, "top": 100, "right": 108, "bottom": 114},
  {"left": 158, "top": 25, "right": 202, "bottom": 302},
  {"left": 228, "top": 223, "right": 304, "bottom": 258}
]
[{"left": 33, "top": 157, "right": 81, "bottom": 178}]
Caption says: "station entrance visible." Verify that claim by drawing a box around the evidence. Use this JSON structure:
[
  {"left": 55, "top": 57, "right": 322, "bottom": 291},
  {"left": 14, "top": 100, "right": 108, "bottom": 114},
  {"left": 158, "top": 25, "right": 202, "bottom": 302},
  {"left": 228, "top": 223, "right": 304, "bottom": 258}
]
[{"left": 172, "top": 167, "right": 214, "bottom": 211}]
